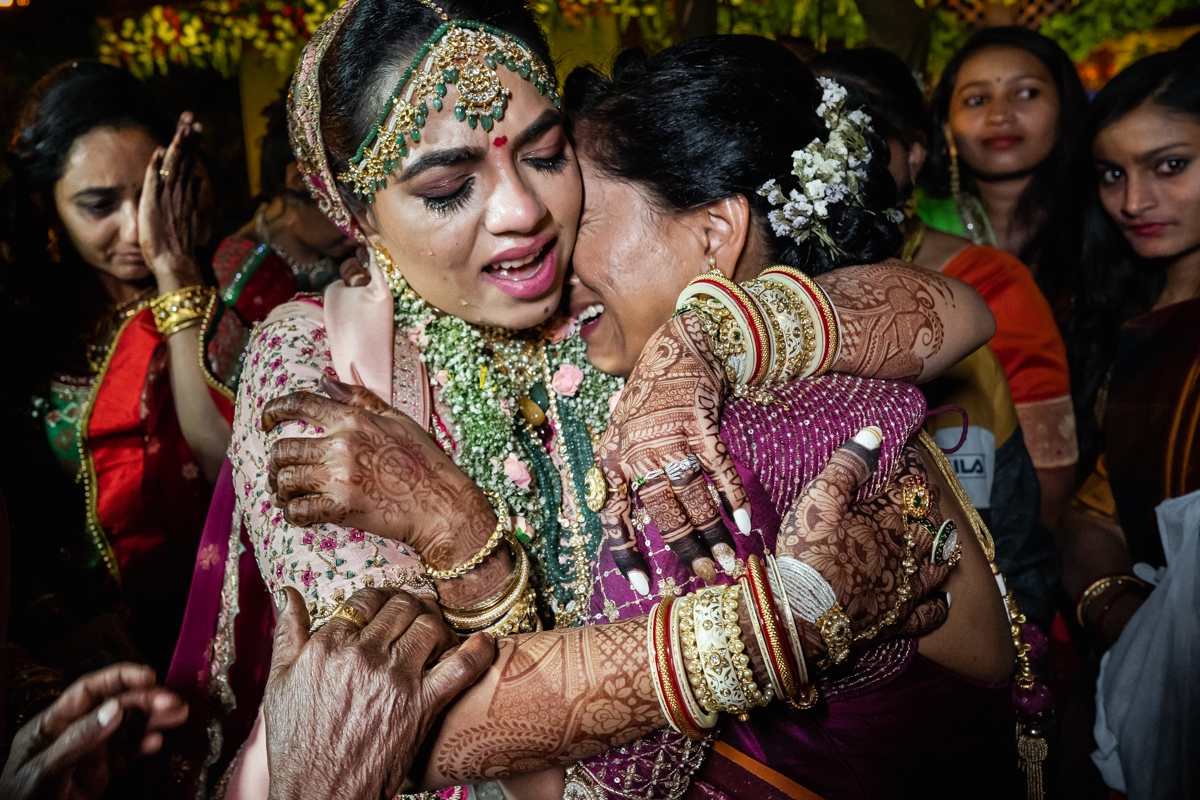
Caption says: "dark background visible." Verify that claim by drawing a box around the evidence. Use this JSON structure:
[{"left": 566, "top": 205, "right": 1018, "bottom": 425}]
[{"left": 0, "top": 0, "right": 254, "bottom": 238}]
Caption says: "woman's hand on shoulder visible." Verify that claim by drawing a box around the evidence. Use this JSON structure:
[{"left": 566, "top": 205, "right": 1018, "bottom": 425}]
[
  {"left": 139, "top": 111, "right": 206, "bottom": 291},
  {"left": 596, "top": 311, "right": 751, "bottom": 591},
  {"left": 260, "top": 375, "right": 493, "bottom": 567}
]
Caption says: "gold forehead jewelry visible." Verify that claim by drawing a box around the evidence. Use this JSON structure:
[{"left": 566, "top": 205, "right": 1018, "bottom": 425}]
[{"left": 339, "top": 0, "right": 560, "bottom": 201}]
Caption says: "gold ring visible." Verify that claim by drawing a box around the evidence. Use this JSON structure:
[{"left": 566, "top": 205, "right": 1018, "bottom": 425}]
[{"left": 330, "top": 603, "right": 368, "bottom": 630}]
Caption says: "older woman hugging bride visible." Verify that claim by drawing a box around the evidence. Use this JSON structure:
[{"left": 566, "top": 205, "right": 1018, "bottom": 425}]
[{"left": 196, "top": 2, "right": 1036, "bottom": 798}]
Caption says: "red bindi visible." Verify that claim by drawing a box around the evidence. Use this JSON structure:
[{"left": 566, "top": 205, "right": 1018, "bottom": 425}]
[{"left": 493, "top": 135, "right": 508, "bottom": 148}]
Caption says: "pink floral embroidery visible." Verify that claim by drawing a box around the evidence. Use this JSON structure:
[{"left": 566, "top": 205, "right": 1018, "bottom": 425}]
[
  {"left": 197, "top": 544, "right": 221, "bottom": 570},
  {"left": 551, "top": 363, "right": 584, "bottom": 397},
  {"left": 348, "top": 529, "right": 366, "bottom": 543},
  {"left": 319, "top": 537, "right": 336, "bottom": 551}
]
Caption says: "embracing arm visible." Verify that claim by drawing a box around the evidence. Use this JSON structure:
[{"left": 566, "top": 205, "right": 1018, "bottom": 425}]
[{"left": 818, "top": 259, "right": 995, "bottom": 383}]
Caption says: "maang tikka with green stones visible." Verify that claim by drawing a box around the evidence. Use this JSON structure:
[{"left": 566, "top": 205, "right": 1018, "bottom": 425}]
[{"left": 339, "top": 0, "right": 561, "bottom": 201}]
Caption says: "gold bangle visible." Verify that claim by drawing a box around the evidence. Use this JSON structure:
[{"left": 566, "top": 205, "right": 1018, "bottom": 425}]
[
  {"left": 760, "top": 266, "right": 841, "bottom": 377},
  {"left": 424, "top": 489, "right": 509, "bottom": 580},
  {"left": 150, "top": 285, "right": 215, "bottom": 336},
  {"left": 440, "top": 531, "right": 532, "bottom": 632},
  {"left": 721, "top": 584, "right": 772, "bottom": 718},
  {"left": 1075, "top": 573, "right": 1150, "bottom": 627}
]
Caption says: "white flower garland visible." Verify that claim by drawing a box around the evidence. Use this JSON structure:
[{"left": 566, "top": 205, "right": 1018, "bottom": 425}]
[
  {"left": 393, "top": 285, "right": 622, "bottom": 543},
  {"left": 757, "top": 77, "right": 884, "bottom": 255}
]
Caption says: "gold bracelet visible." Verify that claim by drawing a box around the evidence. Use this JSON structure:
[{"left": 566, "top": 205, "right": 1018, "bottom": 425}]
[
  {"left": 440, "top": 531, "right": 530, "bottom": 631},
  {"left": 1075, "top": 573, "right": 1150, "bottom": 627},
  {"left": 424, "top": 489, "right": 509, "bottom": 580},
  {"left": 150, "top": 285, "right": 215, "bottom": 336}
]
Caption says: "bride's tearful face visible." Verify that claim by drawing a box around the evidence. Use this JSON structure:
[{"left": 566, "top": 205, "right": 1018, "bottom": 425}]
[{"left": 364, "top": 76, "right": 581, "bottom": 330}]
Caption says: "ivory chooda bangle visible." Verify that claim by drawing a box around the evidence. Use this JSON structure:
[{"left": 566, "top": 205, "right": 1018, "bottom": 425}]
[
  {"left": 669, "top": 592, "right": 718, "bottom": 733},
  {"left": 766, "top": 555, "right": 817, "bottom": 707},
  {"left": 760, "top": 266, "right": 841, "bottom": 377},
  {"left": 151, "top": 285, "right": 215, "bottom": 336},
  {"left": 677, "top": 274, "right": 771, "bottom": 385},
  {"left": 648, "top": 597, "right": 703, "bottom": 739},
  {"left": 747, "top": 555, "right": 813, "bottom": 709}
]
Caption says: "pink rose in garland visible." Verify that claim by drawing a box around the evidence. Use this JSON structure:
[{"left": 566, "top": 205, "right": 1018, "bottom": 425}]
[
  {"left": 551, "top": 363, "right": 584, "bottom": 397},
  {"left": 503, "top": 453, "right": 532, "bottom": 489}
]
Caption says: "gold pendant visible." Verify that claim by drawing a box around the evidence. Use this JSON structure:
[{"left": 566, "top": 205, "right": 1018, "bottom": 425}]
[
  {"left": 901, "top": 475, "right": 930, "bottom": 521},
  {"left": 584, "top": 465, "right": 608, "bottom": 513}
]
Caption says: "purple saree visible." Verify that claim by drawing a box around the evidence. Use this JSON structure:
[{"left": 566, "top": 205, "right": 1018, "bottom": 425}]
[{"left": 571, "top": 374, "right": 1018, "bottom": 800}]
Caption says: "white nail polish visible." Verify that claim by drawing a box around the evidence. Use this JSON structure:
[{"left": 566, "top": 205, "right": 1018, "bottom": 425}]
[
  {"left": 629, "top": 570, "right": 651, "bottom": 597},
  {"left": 97, "top": 698, "right": 120, "bottom": 726},
  {"left": 853, "top": 426, "right": 883, "bottom": 450},
  {"left": 710, "top": 544, "right": 739, "bottom": 575},
  {"left": 733, "top": 507, "right": 752, "bottom": 534},
  {"left": 945, "top": 593, "right": 952, "bottom": 609}
]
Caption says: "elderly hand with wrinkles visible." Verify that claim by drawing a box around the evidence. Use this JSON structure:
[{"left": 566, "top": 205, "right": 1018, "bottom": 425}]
[{"left": 265, "top": 586, "right": 495, "bottom": 800}]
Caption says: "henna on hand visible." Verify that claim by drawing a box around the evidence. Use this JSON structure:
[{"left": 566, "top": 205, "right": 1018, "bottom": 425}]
[
  {"left": 427, "top": 621, "right": 665, "bottom": 784},
  {"left": 597, "top": 312, "right": 749, "bottom": 589},
  {"left": 263, "top": 378, "right": 510, "bottom": 607},
  {"left": 778, "top": 439, "right": 953, "bottom": 663}
]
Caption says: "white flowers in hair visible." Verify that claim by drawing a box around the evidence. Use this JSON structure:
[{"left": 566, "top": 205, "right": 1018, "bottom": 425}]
[{"left": 757, "top": 77, "right": 880, "bottom": 254}]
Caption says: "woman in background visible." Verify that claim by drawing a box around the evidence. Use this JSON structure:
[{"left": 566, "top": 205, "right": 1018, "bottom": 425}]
[
  {"left": 213, "top": 92, "right": 355, "bottom": 333},
  {"left": 0, "top": 61, "right": 233, "bottom": 701},
  {"left": 916, "top": 29, "right": 1084, "bottom": 529},
  {"left": 1060, "top": 49, "right": 1200, "bottom": 799},
  {"left": 1063, "top": 50, "right": 1200, "bottom": 656}
]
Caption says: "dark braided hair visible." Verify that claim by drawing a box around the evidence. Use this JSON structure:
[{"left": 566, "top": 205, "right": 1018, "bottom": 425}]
[
  {"left": 565, "top": 36, "right": 901, "bottom": 276},
  {"left": 1066, "top": 50, "right": 1200, "bottom": 473},
  {"left": 316, "top": 0, "right": 553, "bottom": 218}
]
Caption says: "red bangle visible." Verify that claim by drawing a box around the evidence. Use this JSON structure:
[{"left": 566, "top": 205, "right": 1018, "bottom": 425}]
[
  {"left": 688, "top": 275, "right": 771, "bottom": 384},
  {"left": 649, "top": 598, "right": 702, "bottom": 740},
  {"left": 746, "top": 555, "right": 802, "bottom": 706}
]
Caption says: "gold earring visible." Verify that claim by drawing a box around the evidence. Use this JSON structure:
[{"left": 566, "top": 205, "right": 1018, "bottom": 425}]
[
  {"left": 371, "top": 243, "right": 410, "bottom": 297},
  {"left": 46, "top": 228, "right": 61, "bottom": 263}
]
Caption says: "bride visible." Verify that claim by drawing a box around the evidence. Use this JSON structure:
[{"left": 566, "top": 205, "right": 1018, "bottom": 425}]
[{"left": 195, "top": 1, "right": 1026, "bottom": 797}]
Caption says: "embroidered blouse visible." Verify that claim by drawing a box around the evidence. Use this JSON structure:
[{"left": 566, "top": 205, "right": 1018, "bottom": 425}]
[{"left": 230, "top": 298, "right": 434, "bottom": 623}]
